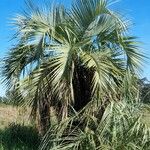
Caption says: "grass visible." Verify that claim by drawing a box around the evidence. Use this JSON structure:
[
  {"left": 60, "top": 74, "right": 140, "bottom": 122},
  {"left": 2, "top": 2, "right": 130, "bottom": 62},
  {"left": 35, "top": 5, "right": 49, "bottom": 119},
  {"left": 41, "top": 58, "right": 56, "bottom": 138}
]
[
  {"left": 141, "top": 108, "right": 150, "bottom": 126},
  {"left": 0, "top": 104, "right": 41, "bottom": 150},
  {"left": 0, "top": 104, "right": 30, "bottom": 129}
]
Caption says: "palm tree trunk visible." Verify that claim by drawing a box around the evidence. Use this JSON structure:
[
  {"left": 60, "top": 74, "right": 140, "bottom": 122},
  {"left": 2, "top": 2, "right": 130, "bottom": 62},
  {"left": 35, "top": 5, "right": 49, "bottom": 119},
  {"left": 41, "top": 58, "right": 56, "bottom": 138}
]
[
  {"left": 73, "top": 65, "right": 94, "bottom": 111},
  {"left": 73, "top": 64, "right": 108, "bottom": 122},
  {"left": 38, "top": 100, "right": 50, "bottom": 135}
]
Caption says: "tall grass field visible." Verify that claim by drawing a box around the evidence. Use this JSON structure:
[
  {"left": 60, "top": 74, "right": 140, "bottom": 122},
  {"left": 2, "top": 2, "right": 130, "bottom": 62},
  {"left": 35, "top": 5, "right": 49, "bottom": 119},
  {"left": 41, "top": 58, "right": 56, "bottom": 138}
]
[{"left": 0, "top": 104, "right": 41, "bottom": 150}]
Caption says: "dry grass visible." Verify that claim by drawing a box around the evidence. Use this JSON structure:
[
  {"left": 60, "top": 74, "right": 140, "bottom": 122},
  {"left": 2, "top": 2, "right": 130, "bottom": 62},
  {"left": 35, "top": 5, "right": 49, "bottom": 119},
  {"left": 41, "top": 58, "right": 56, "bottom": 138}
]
[
  {"left": 0, "top": 104, "right": 31, "bottom": 129},
  {"left": 141, "top": 110, "right": 150, "bottom": 127}
]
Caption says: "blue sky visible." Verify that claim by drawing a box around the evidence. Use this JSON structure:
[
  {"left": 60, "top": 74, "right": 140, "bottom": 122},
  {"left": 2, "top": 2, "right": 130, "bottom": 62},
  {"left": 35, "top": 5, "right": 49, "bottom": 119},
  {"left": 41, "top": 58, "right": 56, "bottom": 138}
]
[{"left": 0, "top": 0, "right": 150, "bottom": 96}]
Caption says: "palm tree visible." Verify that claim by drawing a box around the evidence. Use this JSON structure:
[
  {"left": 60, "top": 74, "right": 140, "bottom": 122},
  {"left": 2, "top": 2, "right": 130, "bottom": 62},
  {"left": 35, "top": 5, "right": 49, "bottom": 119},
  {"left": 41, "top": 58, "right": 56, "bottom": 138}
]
[{"left": 2, "top": 0, "right": 143, "bottom": 136}]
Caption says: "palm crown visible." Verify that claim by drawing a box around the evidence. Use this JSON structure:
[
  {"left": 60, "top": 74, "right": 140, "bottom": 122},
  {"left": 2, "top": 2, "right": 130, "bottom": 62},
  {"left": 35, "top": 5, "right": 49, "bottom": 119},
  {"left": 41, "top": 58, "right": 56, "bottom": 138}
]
[{"left": 3, "top": 0, "right": 143, "bottom": 134}]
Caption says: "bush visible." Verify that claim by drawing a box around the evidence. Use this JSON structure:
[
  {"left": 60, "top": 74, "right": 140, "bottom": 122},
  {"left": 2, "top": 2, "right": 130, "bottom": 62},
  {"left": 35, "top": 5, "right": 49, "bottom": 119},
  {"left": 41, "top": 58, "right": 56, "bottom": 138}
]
[{"left": 0, "top": 123, "right": 41, "bottom": 150}]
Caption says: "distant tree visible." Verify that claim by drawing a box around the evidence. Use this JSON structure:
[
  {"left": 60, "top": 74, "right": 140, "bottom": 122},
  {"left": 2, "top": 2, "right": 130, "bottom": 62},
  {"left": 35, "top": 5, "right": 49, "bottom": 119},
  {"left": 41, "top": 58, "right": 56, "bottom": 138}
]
[
  {"left": 139, "top": 78, "right": 150, "bottom": 104},
  {"left": 0, "top": 89, "right": 19, "bottom": 105},
  {"left": 0, "top": 96, "right": 3, "bottom": 103}
]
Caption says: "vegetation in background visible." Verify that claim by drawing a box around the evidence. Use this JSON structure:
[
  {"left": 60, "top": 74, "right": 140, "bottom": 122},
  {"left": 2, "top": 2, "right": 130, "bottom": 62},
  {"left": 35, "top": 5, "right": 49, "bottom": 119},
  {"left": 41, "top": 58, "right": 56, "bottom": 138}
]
[
  {"left": 1, "top": 0, "right": 150, "bottom": 149},
  {"left": 0, "top": 103, "right": 30, "bottom": 129},
  {"left": 139, "top": 78, "right": 150, "bottom": 104},
  {"left": 0, "top": 93, "right": 18, "bottom": 106}
]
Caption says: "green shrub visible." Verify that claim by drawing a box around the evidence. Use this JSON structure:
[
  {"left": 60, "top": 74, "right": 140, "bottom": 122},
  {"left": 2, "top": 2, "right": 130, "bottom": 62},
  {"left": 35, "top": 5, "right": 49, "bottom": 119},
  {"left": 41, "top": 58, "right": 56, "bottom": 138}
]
[{"left": 1, "top": 123, "right": 41, "bottom": 150}]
